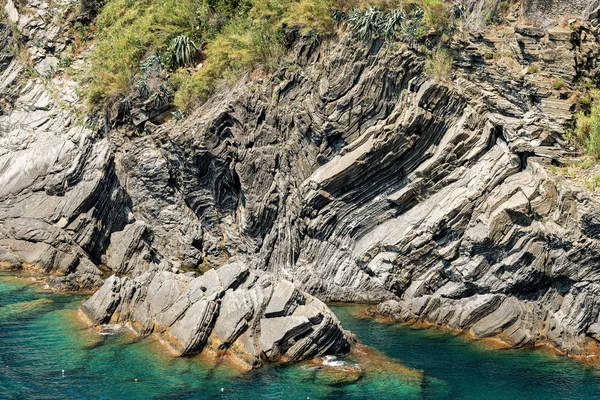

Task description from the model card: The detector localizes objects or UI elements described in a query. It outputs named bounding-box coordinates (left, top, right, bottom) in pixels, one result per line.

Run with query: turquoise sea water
left=1, top=274, right=600, bottom=400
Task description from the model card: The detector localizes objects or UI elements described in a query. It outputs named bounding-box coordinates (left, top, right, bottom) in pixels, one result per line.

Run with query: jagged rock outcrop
left=96, top=11, right=600, bottom=358
left=5, top=0, right=600, bottom=363
left=81, top=259, right=350, bottom=366
left=0, top=0, right=132, bottom=289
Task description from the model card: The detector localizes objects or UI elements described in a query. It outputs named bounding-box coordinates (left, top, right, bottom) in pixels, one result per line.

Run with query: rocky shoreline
left=4, top=0, right=600, bottom=368
left=80, top=260, right=351, bottom=368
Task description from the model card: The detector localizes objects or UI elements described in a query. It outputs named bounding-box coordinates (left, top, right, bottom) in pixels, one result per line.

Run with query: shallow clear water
left=1, top=274, right=600, bottom=400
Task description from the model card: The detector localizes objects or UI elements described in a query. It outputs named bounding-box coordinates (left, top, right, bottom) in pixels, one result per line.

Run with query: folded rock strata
left=81, top=260, right=350, bottom=366
left=0, top=2, right=132, bottom=290
left=4, top=0, right=600, bottom=363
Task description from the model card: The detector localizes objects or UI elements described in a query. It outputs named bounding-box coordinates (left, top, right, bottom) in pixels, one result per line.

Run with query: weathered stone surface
left=105, top=222, right=155, bottom=275
left=169, top=298, right=218, bottom=356
left=81, top=276, right=124, bottom=324
left=259, top=316, right=311, bottom=358
left=216, top=261, right=249, bottom=290
left=82, top=260, right=350, bottom=365
left=472, top=297, right=522, bottom=338
left=264, top=280, right=301, bottom=318
left=522, top=0, right=593, bottom=19
left=213, top=288, right=254, bottom=347
left=4, top=0, right=19, bottom=24
left=7, top=0, right=600, bottom=364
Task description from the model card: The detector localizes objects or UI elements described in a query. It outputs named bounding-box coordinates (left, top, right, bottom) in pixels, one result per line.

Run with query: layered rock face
left=522, top=0, right=594, bottom=19
left=81, top=260, right=350, bottom=366
left=0, top=4, right=131, bottom=289
left=107, top=15, right=600, bottom=357
left=5, top=0, right=600, bottom=363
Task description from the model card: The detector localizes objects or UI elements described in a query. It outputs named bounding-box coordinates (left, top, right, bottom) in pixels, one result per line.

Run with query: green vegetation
left=552, top=78, right=566, bottom=90
left=587, top=174, right=600, bottom=191
left=548, top=159, right=598, bottom=184
left=166, top=35, right=198, bottom=68
left=87, top=0, right=348, bottom=111
left=527, top=64, right=539, bottom=74
left=574, top=90, right=600, bottom=159
left=425, top=46, right=452, bottom=82
left=85, top=0, right=458, bottom=113
left=574, top=158, right=596, bottom=169
left=419, top=0, right=450, bottom=32
left=347, top=8, right=410, bottom=43
left=87, top=0, right=199, bottom=105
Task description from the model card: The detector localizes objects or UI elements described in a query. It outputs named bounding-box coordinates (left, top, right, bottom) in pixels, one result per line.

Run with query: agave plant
left=332, top=9, right=346, bottom=23
left=140, top=53, right=163, bottom=74
left=451, top=2, right=467, bottom=19
left=348, top=8, right=409, bottom=44
left=119, top=97, right=132, bottom=119
left=146, top=84, right=173, bottom=109
left=167, top=34, right=198, bottom=67
left=379, top=9, right=405, bottom=43
left=348, top=8, right=382, bottom=41
left=171, top=109, right=183, bottom=121
left=135, top=76, right=149, bottom=98
left=399, top=7, right=426, bottom=49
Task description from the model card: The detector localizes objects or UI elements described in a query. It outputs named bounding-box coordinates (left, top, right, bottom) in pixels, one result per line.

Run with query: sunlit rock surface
left=82, top=260, right=350, bottom=366
left=4, top=0, right=600, bottom=361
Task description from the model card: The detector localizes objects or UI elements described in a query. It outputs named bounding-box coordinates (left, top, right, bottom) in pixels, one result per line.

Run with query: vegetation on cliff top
left=86, top=0, right=460, bottom=113
left=88, top=0, right=332, bottom=111
left=84, top=0, right=523, bottom=120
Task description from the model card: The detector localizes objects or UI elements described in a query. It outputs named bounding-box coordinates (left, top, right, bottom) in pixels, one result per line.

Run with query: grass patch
left=527, top=64, right=539, bottom=74
left=574, top=158, right=596, bottom=169
left=587, top=174, right=600, bottom=192
left=172, top=16, right=287, bottom=109
left=425, top=46, right=452, bottom=82
left=552, top=78, right=566, bottom=90
left=574, top=89, right=600, bottom=159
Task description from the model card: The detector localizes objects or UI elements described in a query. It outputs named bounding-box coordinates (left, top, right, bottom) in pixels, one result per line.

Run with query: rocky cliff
left=4, top=0, right=600, bottom=364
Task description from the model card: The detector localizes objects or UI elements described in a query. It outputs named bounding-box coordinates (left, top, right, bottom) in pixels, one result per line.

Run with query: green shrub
left=57, top=55, right=73, bottom=68
left=575, top=90, right=600, bottom=159
left=284, top=0, right=335, bottom=34
left=421, top=0, right=449, bottom=32
left=527, top=64, right=539, bottom=74
left=579, top=96, right=593, bottom=108
left=425, top=46, right=452, bottom=82
left=398, top=7, right=425, bottom=47
left=552, top=78, right=566, bottom=90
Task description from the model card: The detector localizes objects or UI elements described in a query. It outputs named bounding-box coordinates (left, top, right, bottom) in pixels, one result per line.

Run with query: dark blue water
left=1, top=274, right=600, bottom=399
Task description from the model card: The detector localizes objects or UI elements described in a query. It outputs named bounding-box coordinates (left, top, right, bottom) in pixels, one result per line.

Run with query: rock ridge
left=81, top=259, right=350, bottom=367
